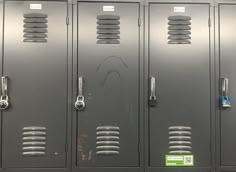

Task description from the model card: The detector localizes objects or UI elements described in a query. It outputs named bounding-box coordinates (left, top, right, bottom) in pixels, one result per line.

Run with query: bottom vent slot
left=168, top=126, right=192, bottom=154
left=22, top=126, right=47, bottom=157
left=96, top=126, right=120, bottom=156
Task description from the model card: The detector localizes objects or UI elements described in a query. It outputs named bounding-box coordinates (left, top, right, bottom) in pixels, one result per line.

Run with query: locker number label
left=103, top=6, right=115, bottom=11
left=174, top=7, right=185, bottom=13
left=30, top=4, right=42, bottom=10
left=165, top=155, right=194, bottom=166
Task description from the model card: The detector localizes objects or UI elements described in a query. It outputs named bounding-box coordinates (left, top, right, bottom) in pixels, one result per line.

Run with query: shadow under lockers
left=0, top=1, right=235, bottom=172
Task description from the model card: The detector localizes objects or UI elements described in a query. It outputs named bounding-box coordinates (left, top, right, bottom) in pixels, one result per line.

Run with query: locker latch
left=149, top=77, right=157, bottom=107
left=220, top=77, right=231, bottom=108
left=75, top=76, right=86, bottom=110
left=0, top=76, right=9, bottom=110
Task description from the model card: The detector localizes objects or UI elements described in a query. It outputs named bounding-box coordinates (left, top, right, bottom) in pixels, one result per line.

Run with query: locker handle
left=221, top=78, right=229, bottom=96
left=149, top=77, right=157, bottom=107
left=0, top=76, right=9, bottom=110
left=75, top=76, right=86, bottom=110
left=220, top=77, right=231, bottom=108
left=1, top=76, right=8, bottom=97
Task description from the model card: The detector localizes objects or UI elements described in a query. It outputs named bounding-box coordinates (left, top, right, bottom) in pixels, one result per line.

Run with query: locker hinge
left=66, top=16, right=69, bottom=25
left=208, top=18, right=211, bottom=27
left=65, top=143, right=68, bottom=152
left=138, top=142, right=141, bottom=153
left=138, top=18, right=142, bottom=26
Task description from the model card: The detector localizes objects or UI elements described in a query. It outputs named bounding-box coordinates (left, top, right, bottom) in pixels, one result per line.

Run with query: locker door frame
left=144, top=1, right=216, bottom=172
left=71, top=0, right=145, bottom=172
left=215, top=1, right=236, bottom=172
left=1, top=0, right=72, bottom=172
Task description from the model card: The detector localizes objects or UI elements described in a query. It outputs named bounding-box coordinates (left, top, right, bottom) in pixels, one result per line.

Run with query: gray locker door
left=2, top=1, right=68, bottom=168
left=219, top=4, right=236, bottom=166
left=77, top=2, right=140, bottom=167
left=149, top=3, right=211, bottom=167
left=0, top=0, right=3, bottom=168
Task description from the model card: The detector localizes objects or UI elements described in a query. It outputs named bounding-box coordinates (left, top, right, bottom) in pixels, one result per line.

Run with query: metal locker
left=218, top=4, right=236, bottom=167
left=0, top=0, right=3, bottom=168
left=2, top=1, right=68, bottom=168
left=148, top=2, right=212, bottom=169
left=74, top=1, right=141, bottom=170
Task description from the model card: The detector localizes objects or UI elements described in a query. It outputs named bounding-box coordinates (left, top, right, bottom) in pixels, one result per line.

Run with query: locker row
left=0, top=0, right=235, bottom=172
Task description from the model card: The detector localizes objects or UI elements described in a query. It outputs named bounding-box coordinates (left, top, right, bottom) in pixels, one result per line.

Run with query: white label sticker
left=30, top=4, right=42, bottom=10
left=174, top=7, right=185, bottom=13
left=103, top=6, right=115, bottom=11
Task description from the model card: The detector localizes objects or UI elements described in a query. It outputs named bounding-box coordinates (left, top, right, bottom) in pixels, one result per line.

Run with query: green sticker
left=165, top=155, right=194, bottom=166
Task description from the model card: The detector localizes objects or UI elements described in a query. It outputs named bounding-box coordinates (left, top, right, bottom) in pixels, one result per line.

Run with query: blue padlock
left=220, top=96, right=231, bottom=108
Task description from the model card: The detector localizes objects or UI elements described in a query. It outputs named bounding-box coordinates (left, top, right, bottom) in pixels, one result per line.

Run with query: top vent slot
left=24, top=18, right=48, bottom=23
left=97, top=15, right=120, bottom=44
left=168, top=15, right=191, bottom=44
left=23, top=13, right=48, bottom=43
left=168, top=16, right=191, bottom=21
left=97, top=15, right=120, bottom=20
left=24, top=13, right=48, bottom=18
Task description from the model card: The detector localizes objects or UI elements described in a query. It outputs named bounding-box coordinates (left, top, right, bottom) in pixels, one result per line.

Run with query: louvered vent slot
left=96, top=126, right=120, bottom=156
left=97, top=15, right=120, bottom=44
left=23, top=13, right=48, bottom=43
left=168, top=16, right=191, bottom=44
left=22, top=126, right=46, bottom=156
left=168, top=126, right=192, bottom=154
